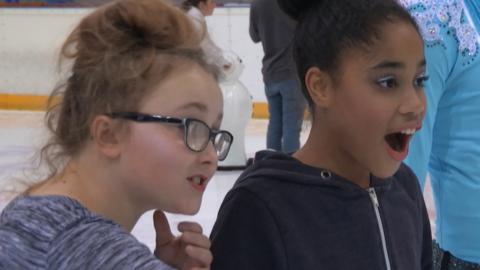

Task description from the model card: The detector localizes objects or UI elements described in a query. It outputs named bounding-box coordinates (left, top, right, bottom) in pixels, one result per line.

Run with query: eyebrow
left=178, top=102, right=224, bottom=128
left=178, top=102, right=208, bottom=112
left=370, top=59, right=426, bottom=70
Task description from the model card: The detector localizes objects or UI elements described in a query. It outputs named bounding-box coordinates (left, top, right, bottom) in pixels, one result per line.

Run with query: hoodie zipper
left=367, top=187, right=392, bottom=270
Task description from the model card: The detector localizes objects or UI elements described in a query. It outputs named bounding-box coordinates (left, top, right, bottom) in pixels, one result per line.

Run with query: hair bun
left=277, top=0, right=317, bottom=21
left=75, top=0, right=200, bottom=56
left=115, top=0, right=200, bottom=50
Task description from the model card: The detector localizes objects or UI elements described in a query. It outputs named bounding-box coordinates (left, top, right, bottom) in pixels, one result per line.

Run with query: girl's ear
left=90, top=115, right=123, bottom=159
left=305, top=67, right=334, bottom=108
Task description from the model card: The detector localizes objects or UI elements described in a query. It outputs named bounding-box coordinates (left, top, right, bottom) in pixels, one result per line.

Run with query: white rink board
left=0, top=7, right=266, bottom=101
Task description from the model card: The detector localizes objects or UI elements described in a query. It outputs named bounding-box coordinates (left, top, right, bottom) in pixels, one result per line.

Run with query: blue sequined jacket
left=401, top=0, right=480, bottom=263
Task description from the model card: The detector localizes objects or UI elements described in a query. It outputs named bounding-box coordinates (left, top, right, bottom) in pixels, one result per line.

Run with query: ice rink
left=0, top=110, right=435, bottom=251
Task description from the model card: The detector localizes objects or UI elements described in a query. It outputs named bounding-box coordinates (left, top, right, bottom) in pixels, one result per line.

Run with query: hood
left=236, top=150, right=393, bottom=192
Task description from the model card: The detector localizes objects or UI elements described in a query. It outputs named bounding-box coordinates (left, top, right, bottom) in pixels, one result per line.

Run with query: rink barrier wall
left=0, top=7, right=267, bottom=103
left=0, top=94, right=50, bottom=111
left=0, top=94, right=271, bottom=118
left=0, top=7, right=301, bottom=119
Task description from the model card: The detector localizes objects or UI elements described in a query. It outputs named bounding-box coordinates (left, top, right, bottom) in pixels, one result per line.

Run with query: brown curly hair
left=39, top=0, right=219, bottom=181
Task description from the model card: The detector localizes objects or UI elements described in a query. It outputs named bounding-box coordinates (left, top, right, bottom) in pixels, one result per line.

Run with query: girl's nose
left=399, top=87, right=426, bottom=119
left=199, top=140, right=218, bottom=165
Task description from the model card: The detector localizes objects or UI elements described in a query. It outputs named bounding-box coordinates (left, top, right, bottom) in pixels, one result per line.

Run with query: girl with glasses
left=0, top=0, right=232, bottom=269
left=210, top=0, right=433, bottom=269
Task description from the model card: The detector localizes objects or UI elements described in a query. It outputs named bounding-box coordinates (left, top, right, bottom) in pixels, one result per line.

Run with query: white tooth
left=193, top=177, right=201, bottom=185
left=400, top=129, right=415, bottom=135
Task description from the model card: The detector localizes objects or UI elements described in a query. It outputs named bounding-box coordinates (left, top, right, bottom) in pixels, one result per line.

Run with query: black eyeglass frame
left=107, top=112, right=233, bottom=161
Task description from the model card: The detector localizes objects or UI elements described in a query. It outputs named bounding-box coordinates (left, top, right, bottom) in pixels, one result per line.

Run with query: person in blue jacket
left=400, top=0, right=480, bottom=268
left=209, top=0, right=433, bottom=269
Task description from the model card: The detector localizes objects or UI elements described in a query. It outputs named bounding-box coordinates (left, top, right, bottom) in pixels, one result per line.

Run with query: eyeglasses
left=108, top=112, right=233, bottom=161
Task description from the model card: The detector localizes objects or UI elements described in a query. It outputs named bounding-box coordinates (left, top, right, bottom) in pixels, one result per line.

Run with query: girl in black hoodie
left=210, top=0, right=433, bottom=269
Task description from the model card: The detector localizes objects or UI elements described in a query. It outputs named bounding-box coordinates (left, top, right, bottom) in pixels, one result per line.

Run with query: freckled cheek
left=149, top=136, right=191, bottom=162
left=131, top=130, right=190, bottom=163
left=138, top=141, right=194, bottom=184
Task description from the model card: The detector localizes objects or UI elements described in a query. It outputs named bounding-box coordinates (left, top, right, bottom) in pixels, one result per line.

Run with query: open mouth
left=187, top=176, right=207, bottom=191
left=385, top=133, right=409, bottom=152
left=384, top=128, right=416, bottom=161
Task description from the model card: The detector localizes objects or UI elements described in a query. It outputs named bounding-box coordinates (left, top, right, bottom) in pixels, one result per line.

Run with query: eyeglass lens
left=186, top=120, right=232, bottom=160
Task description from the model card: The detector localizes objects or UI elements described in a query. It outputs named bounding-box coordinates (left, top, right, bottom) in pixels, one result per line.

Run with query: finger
left=185, top=245, right=213, bottom=267
left=177, top=221, right=203, bottom=234
left=180, top=232, right=211, bottom=249
left=153, top=210, right=174, bottom=246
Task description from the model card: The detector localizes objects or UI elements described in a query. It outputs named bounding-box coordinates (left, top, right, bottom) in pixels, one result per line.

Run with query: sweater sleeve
left=249, top=3, right=261, bottom=43
left=210, top=188, right=288, bottom=270
left=48, top=219, right=175, bottom=270
left=200, top=33, right=230, bottom=68
left=187, top=8, right=229, bottom=69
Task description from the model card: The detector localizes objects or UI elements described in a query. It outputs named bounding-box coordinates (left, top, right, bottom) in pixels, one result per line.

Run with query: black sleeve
left=249, top=3, right=261, bottom=43
left=210, top=188, right=288, bottom=270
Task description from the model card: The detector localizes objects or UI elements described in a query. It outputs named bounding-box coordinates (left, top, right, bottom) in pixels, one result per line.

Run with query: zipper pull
left=368, top=187, right=379, bottom=208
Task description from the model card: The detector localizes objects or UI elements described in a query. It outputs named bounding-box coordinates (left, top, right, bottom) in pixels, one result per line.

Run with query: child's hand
left=153, top=210, right=212, bottom=270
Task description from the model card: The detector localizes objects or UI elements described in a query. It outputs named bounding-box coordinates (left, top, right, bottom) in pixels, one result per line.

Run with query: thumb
left=153, top=210, right=174, bottom=246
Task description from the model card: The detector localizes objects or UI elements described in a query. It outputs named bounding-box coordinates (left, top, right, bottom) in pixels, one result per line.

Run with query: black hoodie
left=210, top=150, right=432, bottom=270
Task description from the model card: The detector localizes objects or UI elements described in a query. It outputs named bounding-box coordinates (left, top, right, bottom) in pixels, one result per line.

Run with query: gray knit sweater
left=0, top=195, right=175, bottom=269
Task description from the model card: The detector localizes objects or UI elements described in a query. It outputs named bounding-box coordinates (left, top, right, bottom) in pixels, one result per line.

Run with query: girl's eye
left=414, top=75, right=429, bottom=88
left=376, top=76, right=398, bottom=89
